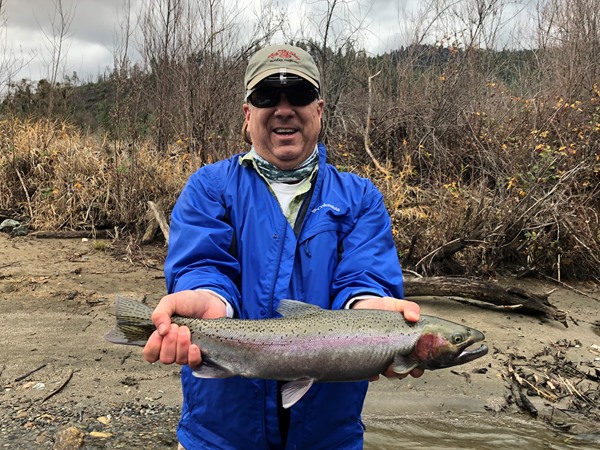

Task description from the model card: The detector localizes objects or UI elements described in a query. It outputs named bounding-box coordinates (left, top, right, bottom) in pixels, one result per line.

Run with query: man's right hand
left=142, top=290, right=227, bottom=368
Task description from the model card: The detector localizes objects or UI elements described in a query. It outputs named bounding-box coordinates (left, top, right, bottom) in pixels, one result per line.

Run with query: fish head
left=413, top=320, right=488, bottom=370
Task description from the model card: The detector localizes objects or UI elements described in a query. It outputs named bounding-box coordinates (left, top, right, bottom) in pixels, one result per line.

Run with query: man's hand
left=142, top=290, right=227, bottom=368
left=352, top=296, right=425, bottom=380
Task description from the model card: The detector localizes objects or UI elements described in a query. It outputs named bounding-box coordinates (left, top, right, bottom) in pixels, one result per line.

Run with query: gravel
left=0, top=396, right=180, bottom=449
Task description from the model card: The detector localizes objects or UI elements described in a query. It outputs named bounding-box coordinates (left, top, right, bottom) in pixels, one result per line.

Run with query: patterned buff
left=250, top=147, right=319, bottom=183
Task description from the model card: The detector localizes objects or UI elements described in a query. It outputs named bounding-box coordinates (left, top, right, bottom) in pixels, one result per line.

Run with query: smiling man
left=143, top=44, right=422, bottom=450
left=242, top=46, right=324, bottom=169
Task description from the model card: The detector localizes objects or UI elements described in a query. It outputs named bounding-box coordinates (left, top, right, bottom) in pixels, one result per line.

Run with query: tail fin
left=104, top=296, right=155, bottom=347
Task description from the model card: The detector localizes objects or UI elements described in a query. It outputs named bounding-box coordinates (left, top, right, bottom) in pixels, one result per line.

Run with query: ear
left=242, top=121, right=252, bottom=144
left=243, top=102, right=251, bottom=120
left=316, top=99, right=325, bottom=117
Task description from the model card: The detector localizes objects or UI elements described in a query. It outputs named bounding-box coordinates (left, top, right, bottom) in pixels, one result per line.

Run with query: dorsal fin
left=276, top=299, right=322, bottom=317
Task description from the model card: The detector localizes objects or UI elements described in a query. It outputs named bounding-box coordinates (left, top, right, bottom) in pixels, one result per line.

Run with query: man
left=143, top=44, right=422, bottom=450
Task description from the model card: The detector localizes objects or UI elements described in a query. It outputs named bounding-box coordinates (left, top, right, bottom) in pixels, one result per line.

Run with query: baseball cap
left=244, top=44, right=320, bottom=90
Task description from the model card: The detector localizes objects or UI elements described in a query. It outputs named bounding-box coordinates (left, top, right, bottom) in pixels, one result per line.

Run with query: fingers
left=151, top=295, right=179, bottom=336
left=142, top=330, right=163, bottom=363
left=378, top=367, right=425, bottom=381
left=151, top=290, right=227, bottom=336
left=160, top=324, right=180, bottom=364
left=175, top=326, right=202, bottom=368
left=142, top=324, right=201, bottom=367
left=143, top=290, right=223, bottom=369
left=398, top=300, right=420, bottom=323
left=409, top=368, right=425, bottom=378
left=351, top=297, right=421, bottom=322
left=176, top=325, right=191, bottom=365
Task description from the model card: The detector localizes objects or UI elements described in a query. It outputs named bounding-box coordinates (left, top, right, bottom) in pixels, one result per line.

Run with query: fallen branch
left=41, top=369, right=74, bottom=403
left=32, top=230, right=111, bottom=239
left=404, top=276, right=566, bottom=324
left=14, top=363, right=47, bottom=382
left=0, top=209, right=29, bottom=222
left=541, top=275, right=600, bottom=303
left=147, top=201, right=170, bottom=244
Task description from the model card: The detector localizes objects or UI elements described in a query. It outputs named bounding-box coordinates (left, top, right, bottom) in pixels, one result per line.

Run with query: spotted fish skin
left=105, top=296, right=488, bottom=407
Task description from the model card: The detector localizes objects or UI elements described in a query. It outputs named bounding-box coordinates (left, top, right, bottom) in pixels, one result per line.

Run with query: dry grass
left=0, top=118, right=194, bottom=234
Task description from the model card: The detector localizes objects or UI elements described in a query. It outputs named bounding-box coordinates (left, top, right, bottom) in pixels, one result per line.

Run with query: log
left=0, top=209, right=29, bottom=223
left=404, top=276, right=566, bottom=325
left=32, top=230, right=111, bottom=239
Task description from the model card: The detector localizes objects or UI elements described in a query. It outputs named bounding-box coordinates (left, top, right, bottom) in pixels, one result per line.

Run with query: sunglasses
left=247, top=85, right=319, bottom=108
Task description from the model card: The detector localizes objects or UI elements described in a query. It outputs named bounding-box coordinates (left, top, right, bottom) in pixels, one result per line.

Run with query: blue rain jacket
left=165, top=143, right=404, bottom=450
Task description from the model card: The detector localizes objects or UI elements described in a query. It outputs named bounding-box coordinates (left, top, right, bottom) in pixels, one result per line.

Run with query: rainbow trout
left=105, top=297, right=488, bottom=408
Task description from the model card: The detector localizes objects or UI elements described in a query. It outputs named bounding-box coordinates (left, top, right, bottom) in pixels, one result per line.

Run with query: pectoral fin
left=392, top=354, right=419, bottom=375
left=281, top=378, right=314, bottom=409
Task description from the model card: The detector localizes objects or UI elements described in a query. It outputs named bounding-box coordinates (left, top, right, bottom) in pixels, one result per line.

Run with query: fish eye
left=451, top=333, right=465, bottom=344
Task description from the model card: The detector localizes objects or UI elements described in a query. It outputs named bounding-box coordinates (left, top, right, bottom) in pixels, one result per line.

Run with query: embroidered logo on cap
left=267, top=49, right=301, bottom=62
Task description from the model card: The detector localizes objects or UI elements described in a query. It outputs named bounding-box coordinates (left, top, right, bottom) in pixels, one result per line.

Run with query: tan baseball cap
left=244, top=44, right=320, bottom=90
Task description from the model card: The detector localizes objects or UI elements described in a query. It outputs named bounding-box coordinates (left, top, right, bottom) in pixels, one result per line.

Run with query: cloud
left=4, top=0, right=131, bottom=81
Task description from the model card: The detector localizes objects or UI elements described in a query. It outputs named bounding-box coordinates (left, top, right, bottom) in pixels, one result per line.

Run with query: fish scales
left=193, top=312, right=420, bottom=381
left=106, top=296, right=488, bottom=408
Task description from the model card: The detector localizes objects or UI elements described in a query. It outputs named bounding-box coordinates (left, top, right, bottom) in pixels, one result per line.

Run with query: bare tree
left=536, top=0, right=600, bottom=95
left=135, top=0, right=286, bottom=158
left=0, top=0, right=26, bottom=95
left=38, top=0, right=75, bottom=116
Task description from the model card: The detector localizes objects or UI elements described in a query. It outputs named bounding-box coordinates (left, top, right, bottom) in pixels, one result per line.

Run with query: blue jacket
left=165, top=143, right=404, bottom=449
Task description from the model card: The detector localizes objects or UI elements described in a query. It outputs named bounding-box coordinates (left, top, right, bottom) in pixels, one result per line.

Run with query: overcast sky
left=3, top=0, right=137, bottom=82
left=2, top=0, right=532, bottom=84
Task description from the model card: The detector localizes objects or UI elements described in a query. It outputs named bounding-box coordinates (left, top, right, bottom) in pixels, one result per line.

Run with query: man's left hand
left=352, top=297, right=425, bottom=380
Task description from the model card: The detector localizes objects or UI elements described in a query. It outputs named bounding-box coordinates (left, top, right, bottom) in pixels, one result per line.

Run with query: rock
left=484, top=396, right=508, bottom=412
left=36, top=431, right=53, bottom=444
left=10, top=225, right=29, bottom=237
left=96, top=415, right=111, bottom=425
left=0, top=219, right=20, bottom=232
left=53, top=426, right=84, bottom=450
left=89, top=431, right=113, bottom=438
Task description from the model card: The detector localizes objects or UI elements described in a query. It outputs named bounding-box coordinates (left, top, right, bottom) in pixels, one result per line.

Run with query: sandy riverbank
left=1, top=235, right=598, bottom=448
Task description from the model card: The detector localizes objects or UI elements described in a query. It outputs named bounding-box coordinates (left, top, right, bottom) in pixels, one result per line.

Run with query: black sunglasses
left=247, top=85, right=319, bottom=108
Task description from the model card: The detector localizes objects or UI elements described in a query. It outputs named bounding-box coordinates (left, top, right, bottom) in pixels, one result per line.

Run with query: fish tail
left=104, top=296, right=156, bottom=347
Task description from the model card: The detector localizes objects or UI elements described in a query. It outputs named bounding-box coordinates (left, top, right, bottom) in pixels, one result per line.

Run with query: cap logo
left=268, top=49, right=301, bottom=63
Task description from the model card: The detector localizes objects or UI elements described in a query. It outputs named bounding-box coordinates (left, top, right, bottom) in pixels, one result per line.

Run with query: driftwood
left=404, top=276, right=566, bottom=325
left=503, top=344, right=600, bottom=423
left=32, top=230, right=112, bottom=239
left=0, top=209, right=29, bottom=223
left=146, top=201, right=170, bottom=244
left=141, top=209, right=160, bottom=244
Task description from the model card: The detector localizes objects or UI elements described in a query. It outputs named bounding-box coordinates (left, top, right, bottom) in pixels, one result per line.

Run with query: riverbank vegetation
left=1, top=0, right=598, bottom=280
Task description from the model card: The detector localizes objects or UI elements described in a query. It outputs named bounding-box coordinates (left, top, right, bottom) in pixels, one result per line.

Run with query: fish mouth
left=456, top=343, right=489, bottom=364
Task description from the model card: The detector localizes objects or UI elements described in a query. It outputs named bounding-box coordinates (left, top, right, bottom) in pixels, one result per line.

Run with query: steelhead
left=105, top=296, right=488, bottom=408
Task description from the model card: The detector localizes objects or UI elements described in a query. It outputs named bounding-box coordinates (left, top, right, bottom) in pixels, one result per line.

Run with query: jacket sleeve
left=164, top=165, right=241, bottom=315
left=330, top=180, right=404, bottom=310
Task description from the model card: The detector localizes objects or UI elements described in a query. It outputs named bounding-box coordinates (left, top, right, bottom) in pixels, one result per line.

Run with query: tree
left=38, top=0, right=75, bottom=116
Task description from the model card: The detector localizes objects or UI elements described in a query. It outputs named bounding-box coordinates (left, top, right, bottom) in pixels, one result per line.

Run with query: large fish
left=105, top=296, right=488, bottom=408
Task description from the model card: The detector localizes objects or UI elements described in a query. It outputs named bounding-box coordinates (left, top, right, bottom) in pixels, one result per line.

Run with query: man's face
left=243, top=82, right=324, bottom=170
